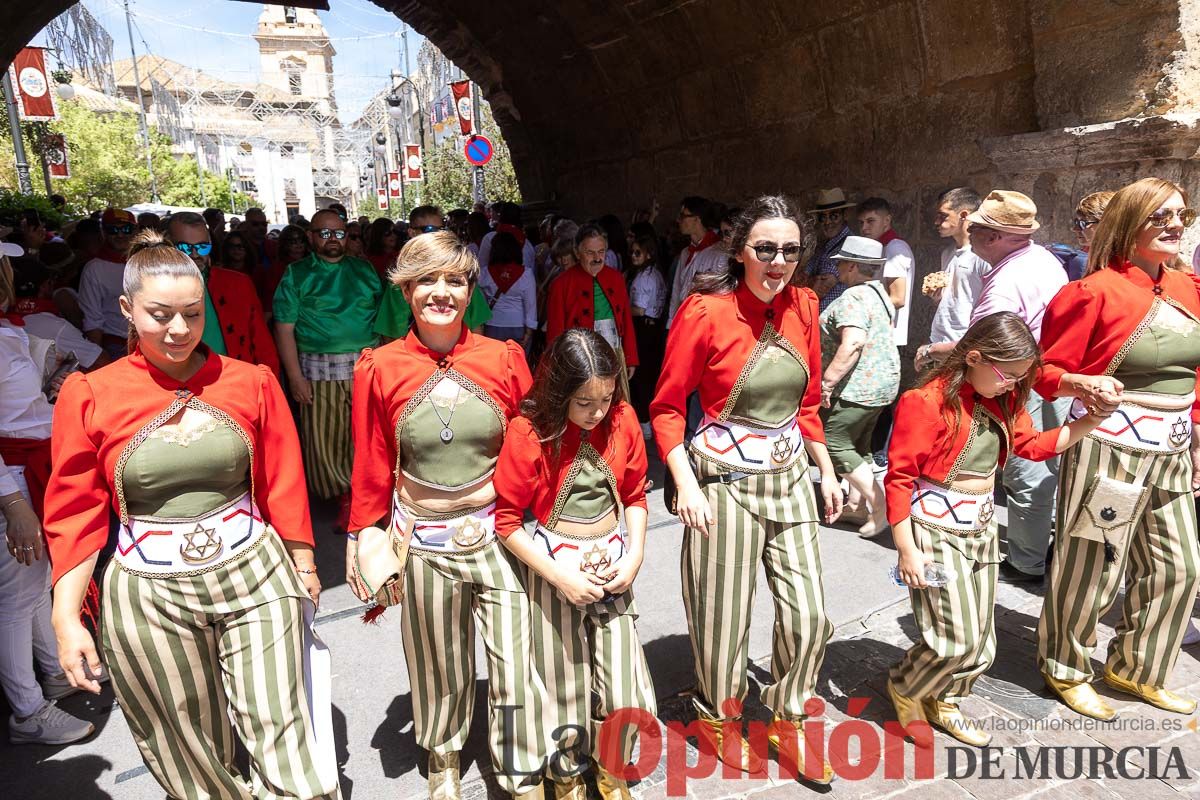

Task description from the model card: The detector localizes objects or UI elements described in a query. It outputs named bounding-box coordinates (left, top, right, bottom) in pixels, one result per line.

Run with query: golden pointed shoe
left=428, top=751, right=461, bottom=800
left=886, top=678, right=933, bottom=747
left=1103, top=668, right=1197, bottom=714
left=591, top=759, right=632, bottom=800
left=766, top=717, right=836, bottom=785
left=550, top=774, right=587, bottom=800
left=1043, top=674, right=1116, bottom=721
left=921, top=699, right=992, bottom=747
left=697, top=714, right=766, bottom=775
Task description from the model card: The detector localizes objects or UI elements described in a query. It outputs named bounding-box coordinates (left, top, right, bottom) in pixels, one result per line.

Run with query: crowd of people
left=0, top=175, right=1199, bottom=800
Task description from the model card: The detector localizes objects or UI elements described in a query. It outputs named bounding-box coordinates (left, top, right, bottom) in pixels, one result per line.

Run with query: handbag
left=353, top=519, right=412, bottom=608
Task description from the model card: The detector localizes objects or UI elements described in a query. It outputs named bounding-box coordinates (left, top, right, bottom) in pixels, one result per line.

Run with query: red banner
left=450, top=80, right=473, bottom=136
left=404, top=144, right=423, bottom=181
left=8, top=47, right=57, bottom=121
left=387, top=171, right=401, bottom=198
left=376, top=188, right=389, bottom=210
left=43, top=133, right=69, bottom=178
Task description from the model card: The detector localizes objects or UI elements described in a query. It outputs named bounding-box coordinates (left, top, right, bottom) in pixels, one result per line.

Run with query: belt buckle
left=451, top=515, right=487, bottom=548
left=1169, top=416, right=1190, bottom=448
left=770, top=435, right=794, bottom=465
left=578, top=542, right=613, bottom=577
left=179, top=522, right=224, bottom=565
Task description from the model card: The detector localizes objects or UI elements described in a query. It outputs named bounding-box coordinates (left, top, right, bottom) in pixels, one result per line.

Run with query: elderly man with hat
left=926, top=190, right=1069, bottom=585
left=819, top=236, right=900, bottom=537
left=806, top=188, right=856, bottom=311
left=79, top=208, right=137, bottom=361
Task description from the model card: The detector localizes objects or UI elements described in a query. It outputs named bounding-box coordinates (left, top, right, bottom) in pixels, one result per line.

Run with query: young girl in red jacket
left=884, top=311, right=1103, bottom=747
left=494, top=328, right=655, bottom=800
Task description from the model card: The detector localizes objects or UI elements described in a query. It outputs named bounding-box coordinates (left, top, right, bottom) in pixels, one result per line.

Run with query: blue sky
left=31, top=0, right=423, bottom=125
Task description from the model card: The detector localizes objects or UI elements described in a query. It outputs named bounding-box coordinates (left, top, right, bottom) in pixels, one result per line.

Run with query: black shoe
left=998, top=558, right=1044, bottom=585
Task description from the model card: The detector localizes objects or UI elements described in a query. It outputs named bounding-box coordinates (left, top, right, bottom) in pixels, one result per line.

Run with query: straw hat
left=809, top=188, right=855, bottom=213
left=966, top=190, right=1041, bottom=234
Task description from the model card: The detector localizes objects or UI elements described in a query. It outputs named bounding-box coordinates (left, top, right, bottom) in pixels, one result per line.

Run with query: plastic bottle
left=890, top=563, right=954, bottom=588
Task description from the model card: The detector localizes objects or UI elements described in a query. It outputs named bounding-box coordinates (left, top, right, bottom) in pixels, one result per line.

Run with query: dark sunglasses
left=347, top=234, right=361, bottom=240
left=1147, top=208, right=1197, bottom=228
left=813, top=211, right=843, bottom=222
left=174, top=242, right=213, bottom=257
left=314, top=228, right=347, bottom=240
left=104, top=224, right=134, bottom=236
left=1071, top=218, right=1098, bottom=232
left=414, top=224, right=442, bottom=234
left=749, top=243, right=804, bottom=263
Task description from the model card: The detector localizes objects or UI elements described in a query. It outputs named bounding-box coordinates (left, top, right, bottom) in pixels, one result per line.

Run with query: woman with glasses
left=345, top=221, right=365, bottom=258
left=364, top=218, right=401, bottom=279
left=219, top=231, right=256, bottom=274
left=1072, top=192, right=1114, bottom=255
left=625, top=230, right=667, bottom=430
left=1036, top=177, right=1200, bottom=722
left=651, top=195, right=842, bottom=782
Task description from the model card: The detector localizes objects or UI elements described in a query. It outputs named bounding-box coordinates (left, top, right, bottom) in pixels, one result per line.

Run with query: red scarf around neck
left=487, top=262, right=526, bottom=295
left=687, top=230, right=720, bottom=259
left=494, top=224, right=526, bottom=247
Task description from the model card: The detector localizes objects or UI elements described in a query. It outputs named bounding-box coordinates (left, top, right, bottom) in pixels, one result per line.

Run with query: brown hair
left=1075, top=190, right=1114, bottom=224
left=693, top=194, right=810, bottom=296
left=1086, top=178, right=1189, bottom=275
left=123, top=229, right=203, bottom=351
left=0, top=255, right=14, bottom=311
left=922, top=311, right=1042, bottom=444
left=389, top=230, right=478, bottom=288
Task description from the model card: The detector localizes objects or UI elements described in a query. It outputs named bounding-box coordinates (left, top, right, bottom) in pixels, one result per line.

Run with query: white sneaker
left=1183, top=620, right=1200, bottom=646
left=9, top=701, right=95, bottom=745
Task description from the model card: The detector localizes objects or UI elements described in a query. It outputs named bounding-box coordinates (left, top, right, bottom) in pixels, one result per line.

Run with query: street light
left=385, top=71, right=426, bottom=154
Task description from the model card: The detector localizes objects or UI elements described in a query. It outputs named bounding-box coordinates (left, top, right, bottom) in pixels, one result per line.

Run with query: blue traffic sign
left=464, top=135, right=493, bottom=166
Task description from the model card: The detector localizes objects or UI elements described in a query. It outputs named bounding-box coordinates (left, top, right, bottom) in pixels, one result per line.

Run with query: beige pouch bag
left=354, top=518, right=413, bottom=608
left=1066, top=475, right=1148, bottom=554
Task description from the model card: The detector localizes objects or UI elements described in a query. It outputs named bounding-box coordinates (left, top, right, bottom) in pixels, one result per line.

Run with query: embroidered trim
left=1105, top=301, right=1159, bottom=378
left=945, top=402, right=986, bottom=484
left=717, top=322, right=809, bottom=426
left=114, top=523, right=270, bottom=579
left=538, top=521, right=620, bottom=543
left=547, top=441, right=622, bottom=530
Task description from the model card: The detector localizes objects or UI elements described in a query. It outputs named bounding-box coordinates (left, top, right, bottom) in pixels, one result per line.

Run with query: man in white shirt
left=667, top=196, right=726, bottom=327
left=79, top=207, right=136, bottom=361
left=857, top=198, right=913, bottom=347
left=477, top=201, right=535, bottom=272
left=919, top=188, right=990, bottom=363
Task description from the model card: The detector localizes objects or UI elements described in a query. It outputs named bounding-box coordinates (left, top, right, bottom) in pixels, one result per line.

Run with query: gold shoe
left=591, top=759, right=631, bottom=800
left=697, top=713, right=766, bottom=775
left=550, top=774, right=587, bottom=800
left=428, top=751, right=461, bottom=800
left=886, top=678, right=933, bottom=747
left=766, top=717, right=835, bottom=785
left=921, top=699, right=992, bottom=747
left=1103, top=668, right=1197, bottom=714
left=1043, top=674, right=1116, bottom=721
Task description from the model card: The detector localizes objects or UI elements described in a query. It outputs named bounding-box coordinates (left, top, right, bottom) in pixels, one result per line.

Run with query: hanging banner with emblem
left=44, top=133, right=70, bottom=178
left=8, top=47, right=58, bottom=121
left=387, top=171, right=401, bottom=198
left=450, top=80, right=473, bottom=136
left=405, top=144, right=423, bottom=181
left=377, top=188, right=389, bottom=210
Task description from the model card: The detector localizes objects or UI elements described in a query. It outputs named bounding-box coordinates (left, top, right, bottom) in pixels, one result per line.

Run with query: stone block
left=815, top=2, right=924, bottom=106
left=738, top=36, right=828, bottom=122
left=917, top=0, right=1032, bottom=86
left=684, top=0, right=787, bottom=63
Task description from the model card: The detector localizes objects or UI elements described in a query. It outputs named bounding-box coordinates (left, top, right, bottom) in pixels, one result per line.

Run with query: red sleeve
left=349, top=350, right=396, bottom=532
left=616, top=403, right=648, bottom=511
left=1008, top=400, right=1064, bottom=462
left=1035, top=281, right=1101, bottom=400
left=505, top=340, right=533, bottom=418
left=493, top=416, right=540, bottom=538
left=43, top=373, right=110, bottom=585
left=545, top=274, right=567, bottom=344
left=247, top=288, right=280, bottom=378
left=797, top=289, right=826, bottom=444
left=615, top=279, right=639, bottom=367
left=254, top=366, right=313, bottom=544
left=884, top=389, right=937, bottom=526
left=650, top=295, right=709, bottom=459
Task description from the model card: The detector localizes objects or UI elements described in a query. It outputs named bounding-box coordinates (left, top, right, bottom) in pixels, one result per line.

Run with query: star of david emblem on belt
left=771, top=436, right=794, bottom=465
left=1169, top=417, right=1190, bottom=446
left=180, top=523, right=223, bottom=564
left=452, top=516, right=487, bottom=548
left=579, top=543, right=612, bottom=577
left=978, top=495, right=995, bottom=526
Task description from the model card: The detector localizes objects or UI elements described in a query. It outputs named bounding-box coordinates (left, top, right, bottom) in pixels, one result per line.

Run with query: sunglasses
left=314, top=228, right=347, bottom=240
left=1146, top=208, right=1197, bottom=228
left=413, top=224, right=442, bottom=234
left=813, top=211, right=844, bottom=222
left=174, top=242, right=213, bottom=257
left=749, top=243, right=804, bottom=263
left=104, top=224, right=134, bottom=236
left=1071, top=218, right=1099, bottom=232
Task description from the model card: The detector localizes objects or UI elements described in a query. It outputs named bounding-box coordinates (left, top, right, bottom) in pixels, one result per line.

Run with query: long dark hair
left=521, top=328, right=625, bottom=458
left=692, top=194, right=802, bottom=295
left=625, top=229, right=662, bottom=285
left=923, top=311, right=1042, bottom=443
left=365, top=218, right=399, bottom=256
left=220, top=231, right=255, bottom=271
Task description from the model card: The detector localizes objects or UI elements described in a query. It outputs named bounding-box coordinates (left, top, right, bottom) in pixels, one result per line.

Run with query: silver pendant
left=440, top=427, right=454, bottom=443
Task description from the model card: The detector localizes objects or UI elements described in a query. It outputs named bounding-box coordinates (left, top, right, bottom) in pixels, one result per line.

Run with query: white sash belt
left=1071, top=392, right=1194, bottom=454
left=393, top=492, right=497, bottom=554
left=532, top=522, right=626, bottom=577
left=910, top=479, right=995, bottom=534
left=691, top=415, right=802, bottom=472
left=115, top=492, right=266, bottom=576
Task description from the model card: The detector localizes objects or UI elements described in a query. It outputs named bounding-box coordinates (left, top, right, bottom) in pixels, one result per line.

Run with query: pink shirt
left=969, top=242, right=1066, bottom=340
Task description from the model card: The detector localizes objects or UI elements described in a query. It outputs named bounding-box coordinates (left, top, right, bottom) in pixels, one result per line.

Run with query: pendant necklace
left=429, top=383, right=463, bottom=443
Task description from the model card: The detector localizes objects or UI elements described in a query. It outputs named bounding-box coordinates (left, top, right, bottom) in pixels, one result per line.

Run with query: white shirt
left=0, top=323, right=55, bottom=497
left=882, top=236, right=915, bottom=347
left=18, top=312, right=104, bottom=367
left=605, top=249, right=621, bottom=271
left=79, top=255, right=127, bottom=337
left=970, top=242, right=1066, bottom=341
left=478, top=264, right=538, bottom=330
left=928, top=244, right=989, bottom=344
left=668, top=241, right=728, bottom=327
left=630, top=267, right=668, bottom=320
left=477, top=231, right=536, bottom=273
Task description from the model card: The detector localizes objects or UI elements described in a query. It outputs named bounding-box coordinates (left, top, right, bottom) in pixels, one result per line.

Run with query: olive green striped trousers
left=1038, top=437, right=1200, bottom=687
left=298, top=378, right=353, bottom=499
left=889, top=520, right=999, bottom=704
left=100, top=534, right=339, bottom=800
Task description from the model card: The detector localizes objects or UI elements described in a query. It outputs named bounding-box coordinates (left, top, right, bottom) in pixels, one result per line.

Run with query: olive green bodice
left=728, top=341, right=807, bottom=427
left=398, top=377, right=504, bottom=490
left=1115, top=301, right=1200, bottom=395
left=559, top=456, right=617, bottom=524
left=123, top=418, right=250, bottom=518
left=958, top=416, right=1002, bottom=479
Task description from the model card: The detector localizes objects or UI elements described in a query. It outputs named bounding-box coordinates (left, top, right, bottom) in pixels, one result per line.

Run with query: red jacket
left=42, top=348, right=312, bottom=584
left=545, top=264, right=639, bottom=367
left=885, top=377, right=1061, bottom=526
left=1036, top=260, right=1200, bottom=422
left=650, top=282, right=826, bottom=458
left=493, top=402, right=648, bottom=538
left=208, top=266, right=280, bottom=377
left=349, top=328, right=532, bottom=532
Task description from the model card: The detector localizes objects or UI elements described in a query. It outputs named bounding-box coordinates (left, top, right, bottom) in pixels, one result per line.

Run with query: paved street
left=3, top=465, right=1200, bottom=799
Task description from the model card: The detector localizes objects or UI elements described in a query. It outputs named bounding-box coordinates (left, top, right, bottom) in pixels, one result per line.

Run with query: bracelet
left=3, top=497, right=26, bottom=510
left=346, top=532, right=359, bottom=541
left=295, top=567, right=318, bottom=575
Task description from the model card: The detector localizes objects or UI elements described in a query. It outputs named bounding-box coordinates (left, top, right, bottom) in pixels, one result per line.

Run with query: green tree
left=416, top=102, right=521, bottom=212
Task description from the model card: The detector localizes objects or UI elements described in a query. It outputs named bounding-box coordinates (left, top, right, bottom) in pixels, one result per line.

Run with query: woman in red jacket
left=494, top=329, right=654, bottom=800
left=1037, top=177, right=1200, bottom=721
left=650, top=195, right=842, bottom=782
left=885, top=312, right=1100, bottom=747
left=347, top=231, right=543, bottom=799
left=43, top=232, right=338, bottom=799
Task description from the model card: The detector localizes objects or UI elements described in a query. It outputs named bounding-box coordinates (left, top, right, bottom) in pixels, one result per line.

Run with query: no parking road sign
left=464, top=135, right=493, bottom=167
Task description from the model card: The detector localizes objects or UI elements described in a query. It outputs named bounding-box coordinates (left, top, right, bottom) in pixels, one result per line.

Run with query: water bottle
left=890, top=563, right=954, bottom=588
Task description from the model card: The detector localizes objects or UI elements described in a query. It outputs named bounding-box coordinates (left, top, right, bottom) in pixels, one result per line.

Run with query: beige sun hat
left=966, top=190, right=1041, bottom=234
left=809, top=188, right=856, bottom=214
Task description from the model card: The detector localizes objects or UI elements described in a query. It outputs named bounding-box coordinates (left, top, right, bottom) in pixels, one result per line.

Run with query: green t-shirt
left=200, top=287, right=227, bottom=356
left=374, top=285, right=493, bottom=339
left=593, top=278, right=615, bottom=321
left=272, top=253, right=383, bottom=354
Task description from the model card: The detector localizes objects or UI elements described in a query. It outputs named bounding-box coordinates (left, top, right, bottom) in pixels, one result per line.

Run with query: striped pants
left=889, top=520, right=999, bottom=703
left=299, top=379, right=353, bottom=499
left=401, top=542, right=545, bottom=795
left=527, top=574, right=656, bottom=772
left=1039, top=436, right=1200, bottom=686
left=683, top=459, right=833, bottom=720
left=100, top=534, right=339, bottom=800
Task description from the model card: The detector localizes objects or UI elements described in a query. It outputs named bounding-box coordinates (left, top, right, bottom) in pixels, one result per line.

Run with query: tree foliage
left=404, top=102, right=522, bottom=214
